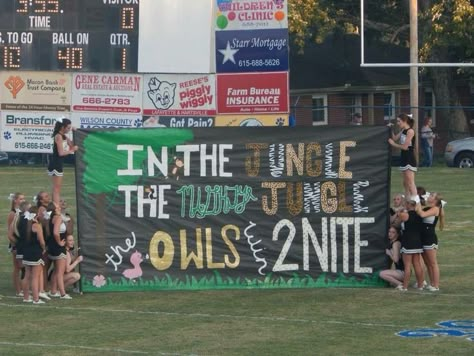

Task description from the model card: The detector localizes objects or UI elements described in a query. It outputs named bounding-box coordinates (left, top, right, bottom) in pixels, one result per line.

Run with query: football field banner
left=74, top=126, right=391, bottom=292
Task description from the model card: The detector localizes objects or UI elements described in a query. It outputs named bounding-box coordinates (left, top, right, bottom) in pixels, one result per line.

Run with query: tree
left=288, top=0, right=474, bottom=137
left=76, top=128, right=193, bottom=277
left=420, top=0, right=474, bottom=137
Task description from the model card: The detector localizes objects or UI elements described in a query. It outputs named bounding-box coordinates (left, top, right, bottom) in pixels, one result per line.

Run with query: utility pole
left=409, top=0, right=419, bottom=162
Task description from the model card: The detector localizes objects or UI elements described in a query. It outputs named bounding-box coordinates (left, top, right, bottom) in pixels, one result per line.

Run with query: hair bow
left=407, top=114, right=413, bottom=118
left=43, top=211, right=52, bottom=220
left=57, top=116, right=65, bottom=123
left=32, top=195, right=38, bottom=204
left=8, top=193, right=15, bottom=201
left=24, top=212, right=36, bottom=221
left=441, top=200, right=447, bottom=208
left=61, top=213, right=71, bottom=223
left=421, top=192, right=430, bottom=201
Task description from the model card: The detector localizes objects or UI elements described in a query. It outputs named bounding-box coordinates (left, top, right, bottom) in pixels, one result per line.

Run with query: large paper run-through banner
left=74, top=127, right=391, bottom=292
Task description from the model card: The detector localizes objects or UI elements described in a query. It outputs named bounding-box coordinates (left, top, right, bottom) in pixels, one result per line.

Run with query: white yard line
left=0, top=341, right=193, bottom=356
left=1, top=297, right=472, bottom=329
left=0, top=300, right=401, bottom=328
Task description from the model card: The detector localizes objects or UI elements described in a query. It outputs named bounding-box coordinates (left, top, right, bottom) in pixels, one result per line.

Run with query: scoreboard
left=0, top=0, right=139, bottom=72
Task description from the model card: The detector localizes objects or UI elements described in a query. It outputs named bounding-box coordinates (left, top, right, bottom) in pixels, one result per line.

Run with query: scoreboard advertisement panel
left=0, top=0, right=139, bottom=72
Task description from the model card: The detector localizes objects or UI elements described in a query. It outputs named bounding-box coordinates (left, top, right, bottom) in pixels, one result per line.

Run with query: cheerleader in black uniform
left=388, top=113, right=418, bottom=200
left=9, top=201, right=31, bottom=296
left=35, top=191, right=52, bottom=296
left=390, top=193, right=405, bottom=228
left=6, top=192, right=25, bottom=296
left=60, top=199, right=74, bottom=236
left=47, top=202, right=72, bottom=299
left=64, top=235, right=83, bottom=290
left=35, top=191, right=51, bottom=219
left=47, top=118, right=78, bottom=205
left=379, top=226, right=405, bottom=288
left=20, top=207, right=46, bottom=304
left=416, top=192, right=445, bottom=291
left=398, top=200, right=424, bottom=291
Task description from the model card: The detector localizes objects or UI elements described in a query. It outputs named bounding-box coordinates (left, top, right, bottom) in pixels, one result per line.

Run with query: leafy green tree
left=289, top=0, right=473, bottom=137
left=420, top=0, right=474, bottom=136
left=77, top=128, right=193, bottom=276
left=81, top=128, right=193, bottom=197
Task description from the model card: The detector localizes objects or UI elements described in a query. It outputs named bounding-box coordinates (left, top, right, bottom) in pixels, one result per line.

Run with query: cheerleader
left=35, top=191, right=51, bottom=218
left=47, top=117, right=78, bottom=204
left=47, top=202, right=72, bottom=299
left=398, top=199, right=425, bottom=291
left=20, top=207, right=46, bottom=304
left=390, top=193, right=405, bottom=228
left=6, top=192, right=25, bottom=296
left=379, top=226, right=405, bottom=288
left=35, top=191, right=52, bottom=297
left=9, top=201, right=31, bottom=296
left=388, top=113, right=417, bottom=200
left=60, top=199, right=74, bottom=236
left=416, top=192, right=445, bottom=291
left=64, top=235, right=83, bottom=289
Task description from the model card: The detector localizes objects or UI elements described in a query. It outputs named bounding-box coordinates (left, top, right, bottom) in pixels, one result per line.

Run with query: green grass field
left=0, top=165, right=473, bottom=355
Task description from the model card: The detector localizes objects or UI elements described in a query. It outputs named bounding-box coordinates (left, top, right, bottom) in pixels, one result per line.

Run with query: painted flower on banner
left=92, top=274, right=107, bottom=288
left=3, top=131, right=12, bottom=140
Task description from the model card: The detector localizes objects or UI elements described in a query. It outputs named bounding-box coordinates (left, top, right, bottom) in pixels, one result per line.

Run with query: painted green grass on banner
left=82, top=271, right=384, bottom=292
